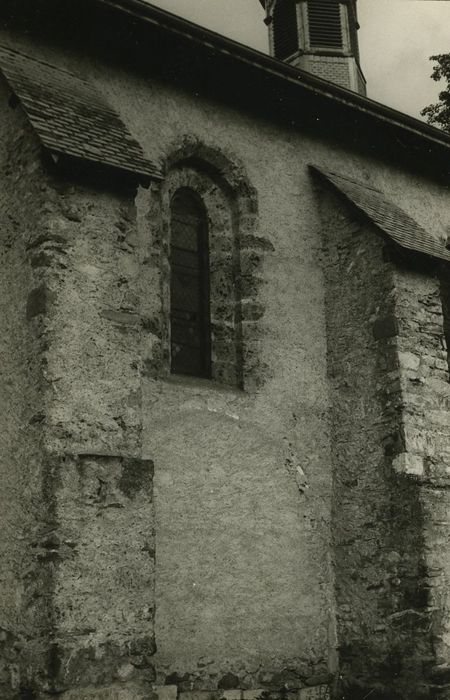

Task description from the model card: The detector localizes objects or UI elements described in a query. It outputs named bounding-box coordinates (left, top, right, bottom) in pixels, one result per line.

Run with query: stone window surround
left=164, top=168, right=239, bottom=385
left=144, top=140, right=269, bottom=392
left=169, top=187, right=212, bottom=378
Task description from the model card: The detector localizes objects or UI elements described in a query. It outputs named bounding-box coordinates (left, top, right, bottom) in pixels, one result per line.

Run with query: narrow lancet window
left=170, top=189, right=211, bottom=378
left=273, top=0, right=299, bottom=60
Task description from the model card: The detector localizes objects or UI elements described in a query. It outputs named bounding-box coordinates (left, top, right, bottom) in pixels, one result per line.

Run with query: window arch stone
left=141, top=139, right=272, bottom=391
left=164, top=165, right=241, bottom=386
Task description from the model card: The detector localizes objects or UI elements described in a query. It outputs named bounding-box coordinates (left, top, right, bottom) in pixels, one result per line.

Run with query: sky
left=148, top=0, right=450, bottom=122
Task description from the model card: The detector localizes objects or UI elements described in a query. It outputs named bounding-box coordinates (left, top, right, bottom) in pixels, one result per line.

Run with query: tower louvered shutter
left=348, top=2, right=360, bottom=60
left=307, top=0, right=343, bottom=49
left=273, top=0, right=299, bottom=60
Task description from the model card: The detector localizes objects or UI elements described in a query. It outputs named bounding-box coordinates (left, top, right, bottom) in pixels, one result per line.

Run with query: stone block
left=56, top=685, right=149, bottom=700
left=372, top=315, right=399, bottom=340
left=393, top=452, right=424, bottom=476
left=242, top=690, right=264, bottom=700
left=100, top=309, right=140, bottom=326
left=220, top=691, right=242, bottom=700
left=178, top=690, right=223, bottom=700
left=180, top=692, right=220, bottom=700
left=155, top=686, right=178, bottom=700
left=428, top=378, right=450, bottom=398
left=218, top=674, right=240, bottom=691
left=298, top=686, right=330, bottom=700
left=26, top=284, right=57, bottom=320
left=398, top=351, right=420, bottom=371
left=430, top=664, right=450, bottom=684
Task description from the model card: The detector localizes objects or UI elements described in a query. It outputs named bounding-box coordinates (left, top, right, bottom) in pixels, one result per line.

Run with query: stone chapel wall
left=139, top=141, right=335, bottom=695
left=318, top=187, right=439, bottom=698
left=3, top=13, right=450, bottom=699
left=0, top=64, right=156, bottom=700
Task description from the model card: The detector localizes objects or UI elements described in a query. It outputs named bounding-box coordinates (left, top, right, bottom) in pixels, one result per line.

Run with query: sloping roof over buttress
left=0, top=44, right=161, bottom=181
left=311, top=165, right=450, bottom=263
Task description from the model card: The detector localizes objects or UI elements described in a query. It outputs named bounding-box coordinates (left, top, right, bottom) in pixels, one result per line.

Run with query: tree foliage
left=421, top=54, right=450, bottom=132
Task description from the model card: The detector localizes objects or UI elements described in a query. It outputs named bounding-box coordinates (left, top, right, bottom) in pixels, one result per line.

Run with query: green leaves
left=421, top=54, right=450, bottom=132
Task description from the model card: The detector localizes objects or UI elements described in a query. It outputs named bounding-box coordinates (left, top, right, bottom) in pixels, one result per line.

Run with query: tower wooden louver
left=261, top=0, right=366, bottom=95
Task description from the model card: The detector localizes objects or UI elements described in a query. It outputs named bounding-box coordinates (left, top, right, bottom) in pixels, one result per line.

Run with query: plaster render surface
left=145, top=383, right=331, bottom=685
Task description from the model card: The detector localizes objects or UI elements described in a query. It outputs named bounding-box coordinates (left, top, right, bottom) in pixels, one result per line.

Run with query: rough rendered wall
left=0, top=78, right=55, bottom=698
left=320, top=190, right=394, bottom=696
left=31, top=176, right=156, bottom=700
left=140, top=148, right=334, bottom=696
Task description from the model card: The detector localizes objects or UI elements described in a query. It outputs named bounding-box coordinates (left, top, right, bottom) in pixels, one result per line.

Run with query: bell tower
left=260, top=0, right=366, bottom=95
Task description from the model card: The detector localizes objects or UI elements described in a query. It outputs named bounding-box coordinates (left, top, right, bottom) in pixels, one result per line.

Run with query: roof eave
left=94, top=0, right=450, bottom=162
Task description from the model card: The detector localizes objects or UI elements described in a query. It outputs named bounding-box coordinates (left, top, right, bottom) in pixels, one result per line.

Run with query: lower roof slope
left=312, top=165, right=450, bottom=263
left=0, top=44, right=161, bottom=181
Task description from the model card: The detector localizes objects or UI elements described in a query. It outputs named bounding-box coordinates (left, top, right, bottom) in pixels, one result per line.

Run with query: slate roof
left=0, top=44, right=161, bottom=181
left=310, top=165, right=450, bottom=263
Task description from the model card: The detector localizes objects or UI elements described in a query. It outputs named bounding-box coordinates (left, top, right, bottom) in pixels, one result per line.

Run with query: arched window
left=273, top=0, right=299, bottom=60
left=307, top=0, right=343, bottom=49
left=170, top=189, right=211, bottom=378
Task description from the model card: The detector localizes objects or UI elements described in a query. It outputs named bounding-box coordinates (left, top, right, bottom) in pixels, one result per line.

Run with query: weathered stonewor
left=34, top=169, right=155, bottom=699
left=0, top=75, right=155, bottom=697
left=0, top=75, right=51, bottom=700
left=391, top=261, right=450, bottom=700
left=318, top=184, right=450, bottom=699
left=140, top=138, right=335, bottom=697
